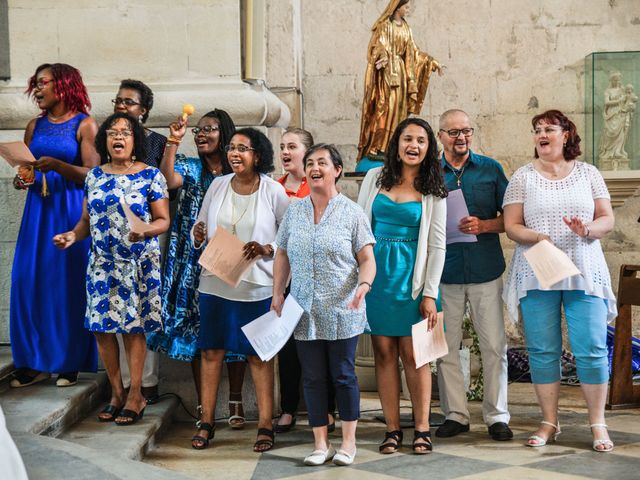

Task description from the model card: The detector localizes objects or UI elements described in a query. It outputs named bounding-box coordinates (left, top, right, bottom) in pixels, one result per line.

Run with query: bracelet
left=584, top=226, right=591, bottom=239
left=265, top=244, right=275, bottom=258
left=166, top=136, right=182, bottom=145
left=358, top=281, right=372, bottom=292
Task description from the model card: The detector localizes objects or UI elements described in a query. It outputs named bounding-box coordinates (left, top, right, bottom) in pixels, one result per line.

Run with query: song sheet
left=523, top=239, right=581, bottom=289
left=241, top=295, right=304, bottom=362
left=120, top=199, right=155, bottom=235
left=412, top=313, right=449, bottom=368
left=0, top=141, right=36, bottom=168
left=446, top=189, right=477, bottom=244
left=198, top=226, right=257, bottom=288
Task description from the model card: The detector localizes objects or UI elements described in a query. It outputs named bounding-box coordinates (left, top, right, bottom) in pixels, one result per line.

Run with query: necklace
left=109, top=160, right=135, bottom=174
left=230, top=176, right=259, bottom=235
left=450, top=163, right=467, bottom=187
left=47, top=111, right=69, bottom=123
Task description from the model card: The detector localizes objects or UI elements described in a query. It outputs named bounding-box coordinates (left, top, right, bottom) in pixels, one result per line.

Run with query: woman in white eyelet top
left=502, top=160, right=617, bottom=322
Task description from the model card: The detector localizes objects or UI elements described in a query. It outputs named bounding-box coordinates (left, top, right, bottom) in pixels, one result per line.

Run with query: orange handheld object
left=182, top=104, right=195, bottom=121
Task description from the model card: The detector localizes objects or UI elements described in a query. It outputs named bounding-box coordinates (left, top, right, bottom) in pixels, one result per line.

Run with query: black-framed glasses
left=192, top=126, right=220, bottom=135
left=106, top=129, right=133, bottom=138
left=224, top=145, right=254, bottom=153
left=112, top=98, right=141, bottom=107
left=439, top=128, right=474, bottom=138
left=33, top=78, right=54, bottom=89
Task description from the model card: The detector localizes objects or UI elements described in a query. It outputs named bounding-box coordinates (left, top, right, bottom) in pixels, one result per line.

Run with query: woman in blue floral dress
left=146, top=110, right=248, bottom=427
left=54, top=112, right=169, bottom=425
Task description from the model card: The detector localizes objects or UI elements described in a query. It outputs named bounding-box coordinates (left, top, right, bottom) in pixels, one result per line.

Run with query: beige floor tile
left=456, top=465, right=593, bottom=480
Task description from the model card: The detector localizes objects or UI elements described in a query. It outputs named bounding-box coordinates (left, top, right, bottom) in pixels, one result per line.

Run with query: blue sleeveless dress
left=366, top=194, right=441, bottom=337
left=10, top=114, right=98, bottom=373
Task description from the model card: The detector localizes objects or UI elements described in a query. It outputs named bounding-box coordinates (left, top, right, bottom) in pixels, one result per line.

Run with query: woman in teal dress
left=357, top=117, right=447, bottom=454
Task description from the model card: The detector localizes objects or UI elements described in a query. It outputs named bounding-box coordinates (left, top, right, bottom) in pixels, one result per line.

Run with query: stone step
left=60, top=394, right=180, bottom=461
left=12, top=432, right=194, bottom=480
left=0, top=345, right=15, bottom=382
left=0, top=372, right=109, bottom=437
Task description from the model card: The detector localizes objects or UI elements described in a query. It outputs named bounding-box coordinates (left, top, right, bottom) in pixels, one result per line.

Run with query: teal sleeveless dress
left=366, top=194, right=440, bottom=337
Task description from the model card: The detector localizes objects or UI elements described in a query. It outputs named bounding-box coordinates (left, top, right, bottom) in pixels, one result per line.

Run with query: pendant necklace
left=230, top=176, right=259, bottom=235
left=452, top=164, right=467, bottom=187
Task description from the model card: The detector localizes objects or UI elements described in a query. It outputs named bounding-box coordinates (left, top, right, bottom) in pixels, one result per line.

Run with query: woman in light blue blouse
left=272, top=143, right=376, bottom=467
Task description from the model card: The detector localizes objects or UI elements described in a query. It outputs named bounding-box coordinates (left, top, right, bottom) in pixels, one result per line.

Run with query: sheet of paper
left=120, top=199, right=155, bottom=235
left=198, top=226, right=257, bottom=288
left=241, top=295, right=304, bottom=362
left=446, top=189, right=477, bottom=244
left=523, top=239, right=582, bottom=289
left=412, top=313, right=449, bottom=369
left=0, top=141, right=36, bottom=168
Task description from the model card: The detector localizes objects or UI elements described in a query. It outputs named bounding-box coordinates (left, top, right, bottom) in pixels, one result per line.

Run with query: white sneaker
left=304, top=444, right=336, bottom=466
left=333, top=448, right=356, bottom=466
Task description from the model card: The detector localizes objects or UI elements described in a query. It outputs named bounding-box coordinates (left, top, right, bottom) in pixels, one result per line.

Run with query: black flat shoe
left=274, top=414, right=297, bottom=433
left=435, top=420, right=469, bottom=438
left=115, top=407, right=145, bottom=426
left=488, top=422, right=513, bottom=441
left=56, top=372, right=78, bottom=387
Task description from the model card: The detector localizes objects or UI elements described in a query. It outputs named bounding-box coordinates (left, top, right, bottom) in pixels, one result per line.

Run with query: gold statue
left=357, top=0, right=444, bottom=164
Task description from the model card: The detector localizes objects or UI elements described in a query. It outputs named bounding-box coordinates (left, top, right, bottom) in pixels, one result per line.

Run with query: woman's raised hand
left=168, top=116, right=188, bottom=141
left=53, top=231, right=76, bottom=250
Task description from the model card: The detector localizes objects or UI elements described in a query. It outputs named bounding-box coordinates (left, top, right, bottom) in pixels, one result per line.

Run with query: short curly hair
left=118, top=79, right=154, bottom=123
left=532, top=109, right=581, bottom=161
left=95, top=112, right=147, bottom=165
left=232, top=128, right=274, bottom=174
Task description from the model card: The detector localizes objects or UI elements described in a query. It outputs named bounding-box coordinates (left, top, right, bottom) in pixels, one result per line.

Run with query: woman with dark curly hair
left=10, top=63, right=100, bottom=388
left=190, top=128, right=289, bottom=452
left=111, top=79, right=166, bottom=168
left=503, top=109, right=616, bottom=452
left=357, top=117, right=447, bottom=454
left=54, top=112, right=169, bottom=425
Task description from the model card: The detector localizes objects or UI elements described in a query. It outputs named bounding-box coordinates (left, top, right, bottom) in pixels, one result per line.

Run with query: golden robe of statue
left=357, top=0, right=442, bottom=161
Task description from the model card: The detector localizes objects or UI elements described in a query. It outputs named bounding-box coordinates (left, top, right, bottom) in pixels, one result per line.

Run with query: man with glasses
left=435, top=109, right=512, bottom=441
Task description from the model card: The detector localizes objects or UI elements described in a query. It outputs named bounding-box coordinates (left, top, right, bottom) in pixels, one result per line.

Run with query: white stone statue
left=598, top=71, right=636, bottom=170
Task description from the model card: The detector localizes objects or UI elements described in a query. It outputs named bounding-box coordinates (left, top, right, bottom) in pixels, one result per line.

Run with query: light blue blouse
left=276, top=194, right=375, bottom=341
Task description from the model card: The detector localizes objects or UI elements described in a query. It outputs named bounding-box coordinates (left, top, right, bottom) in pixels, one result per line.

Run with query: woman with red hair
left=10, top=63, right=100, bottom=388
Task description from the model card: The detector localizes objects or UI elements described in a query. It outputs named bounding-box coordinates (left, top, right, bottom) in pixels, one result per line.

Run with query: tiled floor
left=144, top=384, right=640, bottom=480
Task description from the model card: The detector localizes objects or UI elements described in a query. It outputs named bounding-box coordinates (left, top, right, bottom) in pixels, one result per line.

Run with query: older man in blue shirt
left=435, top=109, right=512, bottom=441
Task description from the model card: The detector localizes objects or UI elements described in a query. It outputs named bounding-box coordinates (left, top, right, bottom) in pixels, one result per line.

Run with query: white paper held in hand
left=412, top=313, right=449, bottom=369
left=0, top=141, right=37, bottom=168
left=241, top=295, right=304, bottom=362
left=120, top=198, right=155, bottom=234
left=446, top=189, right=477, bottom=245
left=523, top=239, right=581, bottom=289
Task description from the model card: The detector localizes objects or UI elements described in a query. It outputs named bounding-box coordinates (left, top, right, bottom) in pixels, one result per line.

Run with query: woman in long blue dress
left=146, top=110, right=249, bottom=427
left=357, top=117, right=447, bottom=454
left=10, top=63, right=100, bottom=388
left=54, top=112, right=169, bottom=425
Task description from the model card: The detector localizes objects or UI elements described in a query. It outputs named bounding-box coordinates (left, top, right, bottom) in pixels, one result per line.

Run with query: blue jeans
left=520, top=290, right=609, bottom=384
left=296, top=336, right=360, bottom=427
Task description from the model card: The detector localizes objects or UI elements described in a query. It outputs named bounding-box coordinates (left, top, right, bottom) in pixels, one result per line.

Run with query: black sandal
left=413, top=430, right=433, bottom=454
left=98, top=404, right=122, bottom=422
left=253, top=427, right=275, bottom=453
left=379, top=429, right=403, bottom=454
left=191, top=422, right=215, bottom=450
left=114, top=407, right=145, bottom=426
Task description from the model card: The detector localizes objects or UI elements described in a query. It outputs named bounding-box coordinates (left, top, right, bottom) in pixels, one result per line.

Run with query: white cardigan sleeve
left=422, top=196, right=447, bottom=298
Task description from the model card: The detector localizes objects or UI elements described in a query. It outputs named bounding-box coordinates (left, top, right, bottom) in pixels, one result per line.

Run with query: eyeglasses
left=439, top=128, right=474, bottom=138
left=33, top=78, right=54, bottom=89
left=106, top=129, right=133, bottom=138
left=224, top=145, right=254, bottom=153
left=531, top=126, right=564, bottom=136
left=112, top=98, right=141, bottom=107
left=192, top=126, right=220, bottom=135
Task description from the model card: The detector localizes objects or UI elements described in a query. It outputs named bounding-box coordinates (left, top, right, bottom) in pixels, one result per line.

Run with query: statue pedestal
left=599, top=156, right=630, bottom=171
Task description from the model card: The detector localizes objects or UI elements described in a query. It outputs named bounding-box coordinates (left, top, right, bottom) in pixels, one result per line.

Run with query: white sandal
left=228, top=400, right=246, bottom=429
left=527, top=420, right=561, bottom=447
left=590, top=424, right=614, bottom=452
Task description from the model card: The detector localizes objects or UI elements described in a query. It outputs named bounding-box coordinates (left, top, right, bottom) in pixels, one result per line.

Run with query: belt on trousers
left=374, top=236, right=418, bottom=242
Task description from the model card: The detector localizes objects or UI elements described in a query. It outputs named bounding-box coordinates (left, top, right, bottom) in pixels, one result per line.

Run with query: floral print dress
left=84, top=166, right=167, bottom=333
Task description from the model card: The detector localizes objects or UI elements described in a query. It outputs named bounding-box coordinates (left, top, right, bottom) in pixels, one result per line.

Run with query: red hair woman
left=10, top=63, right=100, bottom=388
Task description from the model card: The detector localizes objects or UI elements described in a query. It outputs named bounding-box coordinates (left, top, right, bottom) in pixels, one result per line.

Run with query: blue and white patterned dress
left=276, top=194, right=375, bottom=341
left=84, top=166, right=167, bottom=333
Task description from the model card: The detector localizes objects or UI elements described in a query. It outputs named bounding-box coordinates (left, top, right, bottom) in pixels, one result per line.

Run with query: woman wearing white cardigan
left=357, top=117, right=447, bottom=454
left=191, top=128, right=289, bottom=452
